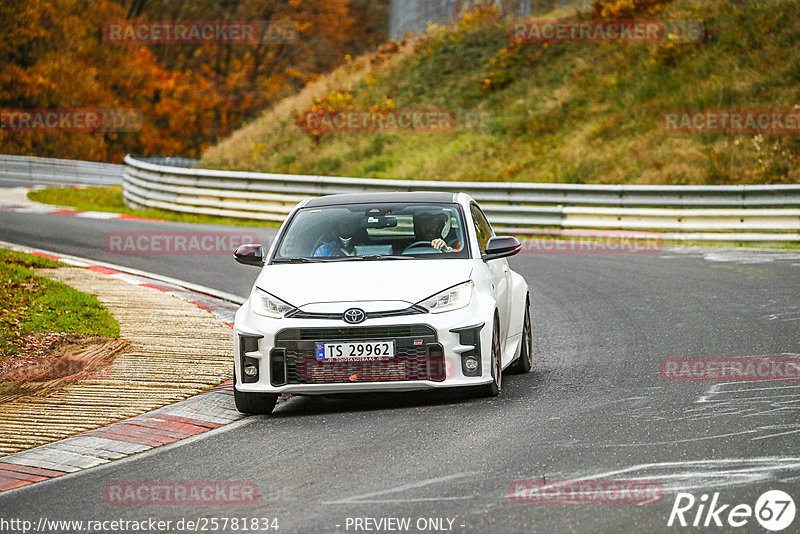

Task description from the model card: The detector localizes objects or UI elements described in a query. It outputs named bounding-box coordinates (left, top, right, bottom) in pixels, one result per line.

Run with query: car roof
left=303, top=191, right=458, bottom=208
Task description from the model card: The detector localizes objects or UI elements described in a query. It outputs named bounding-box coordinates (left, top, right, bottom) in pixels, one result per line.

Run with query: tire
left=509, top=294, right=532, bottom=374
left=233, top=372, right=278, bottom=415
left=478, top=316, right=502, bottom=397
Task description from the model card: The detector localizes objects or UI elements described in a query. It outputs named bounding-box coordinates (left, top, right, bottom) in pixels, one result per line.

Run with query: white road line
left=323, top=472, right=479, bottom=505
left=330, top=496, right=475, bottom=504
left=751, top=428, right=800, bottom=440
left=567, top=457, right=800, bottom=491
left=75, top=211, right=119, bottom=219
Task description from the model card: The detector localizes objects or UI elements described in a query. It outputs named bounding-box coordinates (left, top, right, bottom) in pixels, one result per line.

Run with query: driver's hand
left=431, top=239, right=452, bottom=252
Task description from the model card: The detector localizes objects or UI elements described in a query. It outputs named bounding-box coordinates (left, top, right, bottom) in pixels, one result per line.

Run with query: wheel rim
left=493, top=322, right=502, bottom=390
left=524, top=304, right=532, bottom=367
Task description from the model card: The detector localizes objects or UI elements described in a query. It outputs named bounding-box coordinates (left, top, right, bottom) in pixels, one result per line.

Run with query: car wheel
left=509, top=294, right=532, bottom=374
left=479, top=316, right=502, bottom=397
left=233, top=371, right=278, bottom=415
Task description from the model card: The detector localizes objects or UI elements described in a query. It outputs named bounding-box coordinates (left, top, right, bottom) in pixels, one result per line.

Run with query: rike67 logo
left=668, top=490, right=796, bottom=531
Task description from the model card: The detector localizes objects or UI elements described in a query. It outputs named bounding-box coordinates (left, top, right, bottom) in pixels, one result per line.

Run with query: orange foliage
left=591, top=0, right=673, bottom=18
left=0, top=0, right=384, bottom=161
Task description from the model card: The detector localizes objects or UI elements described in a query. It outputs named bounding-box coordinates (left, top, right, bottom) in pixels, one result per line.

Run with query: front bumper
left=233, top=299, right=495, bottom=395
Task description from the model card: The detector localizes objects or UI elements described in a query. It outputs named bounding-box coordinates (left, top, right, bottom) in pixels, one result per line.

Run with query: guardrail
left=0, top=155, right=124, bottom=186
left=119, top=155, right=796, bottom=243
left=3, top=154, right=794, bottom=243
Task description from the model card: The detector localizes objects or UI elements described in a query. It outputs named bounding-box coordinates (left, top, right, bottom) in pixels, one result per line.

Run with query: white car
left=232, top=192, right=532, bottom=414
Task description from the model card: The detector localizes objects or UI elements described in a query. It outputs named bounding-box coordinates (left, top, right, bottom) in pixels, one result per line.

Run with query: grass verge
left=0, top=249, right=120, bottom=361
left=27, top=186, right=278, bottom=227
left=200, top=0, right=800, bottom=185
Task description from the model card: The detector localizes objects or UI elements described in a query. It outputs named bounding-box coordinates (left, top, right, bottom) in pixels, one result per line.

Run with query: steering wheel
left=403, top=241, right=443, bottom=254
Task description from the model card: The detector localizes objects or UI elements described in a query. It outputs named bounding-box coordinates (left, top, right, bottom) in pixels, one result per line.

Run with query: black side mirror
left=234, top=243, right=265, bottom=267
left=482, top=236, right=522, bottom=261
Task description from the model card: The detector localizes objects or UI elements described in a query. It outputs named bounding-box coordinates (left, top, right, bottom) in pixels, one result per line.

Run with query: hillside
left=200, top=0, right=800, bottom=185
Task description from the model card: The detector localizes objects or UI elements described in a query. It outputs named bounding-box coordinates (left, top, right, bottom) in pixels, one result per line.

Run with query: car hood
left=255, top=259, right=473, bottom=308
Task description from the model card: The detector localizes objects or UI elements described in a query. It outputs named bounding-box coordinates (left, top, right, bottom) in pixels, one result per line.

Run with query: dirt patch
left=0, top=333, right=131, bottom=401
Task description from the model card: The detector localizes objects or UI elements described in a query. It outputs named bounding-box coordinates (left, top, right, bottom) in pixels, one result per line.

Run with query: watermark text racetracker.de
left=104, top=481, right=258, bottom=505
left=661, top=357, right=800, bottom=382
left=509, top=19, right=703, bottom=43
left=296, top=109, right=494, bottom=133
left=0, top=108, right=142, bottom=132
left=103, top=20, right=297, bottom=44
left=0, top=358, right=111, bottom=382
left=508, top=479, right=663, bottom=504
left=300, top=355, right=461, bottom=382
left=104, top=231, right=258, bottom=255
left=518, top=231, right=664, bottom=254
left=662, top=110, right=800, bottom=134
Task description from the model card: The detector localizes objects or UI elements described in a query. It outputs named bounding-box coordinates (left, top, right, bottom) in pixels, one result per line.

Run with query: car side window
left=470, top=204, right=494, bottom=253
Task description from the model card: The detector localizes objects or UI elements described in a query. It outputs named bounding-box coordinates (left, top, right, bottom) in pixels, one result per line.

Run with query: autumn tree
left=0, top=0, right=389, bottom=161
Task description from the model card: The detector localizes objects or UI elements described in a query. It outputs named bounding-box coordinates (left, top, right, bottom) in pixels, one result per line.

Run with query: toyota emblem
left=343, top=308, right=366, bottom=324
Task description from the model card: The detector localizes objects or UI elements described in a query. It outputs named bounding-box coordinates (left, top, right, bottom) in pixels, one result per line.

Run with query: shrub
left=591, top=0, right=673, bottom=18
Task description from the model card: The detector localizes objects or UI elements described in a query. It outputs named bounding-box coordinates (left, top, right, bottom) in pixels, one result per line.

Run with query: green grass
left=0, top=249, right=120, bottom=360
left=200, top=0, right=800, bottom=185
left=27, top=186, right=278, bottom=227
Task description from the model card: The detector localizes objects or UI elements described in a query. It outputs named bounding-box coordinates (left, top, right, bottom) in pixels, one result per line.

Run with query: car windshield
left=274, top=202, right=470, bottom=261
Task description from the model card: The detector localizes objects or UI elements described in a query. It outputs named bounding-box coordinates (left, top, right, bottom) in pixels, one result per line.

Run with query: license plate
left=315, top=340, right=395, bottom=361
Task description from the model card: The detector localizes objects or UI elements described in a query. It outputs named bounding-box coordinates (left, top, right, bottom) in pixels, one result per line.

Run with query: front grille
left=277, top=325, right=435, bottom=341
left=287, top=305, right=427, bottom=321
left=274, top=326, right=444, bottom=384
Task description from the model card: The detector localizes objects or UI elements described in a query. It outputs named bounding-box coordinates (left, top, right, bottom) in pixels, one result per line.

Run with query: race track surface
left=1, top=191, right=799, bottom=533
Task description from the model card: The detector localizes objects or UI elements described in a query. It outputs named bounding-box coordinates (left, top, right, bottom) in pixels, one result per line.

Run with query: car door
left=470, top=203, right=512, bottom=348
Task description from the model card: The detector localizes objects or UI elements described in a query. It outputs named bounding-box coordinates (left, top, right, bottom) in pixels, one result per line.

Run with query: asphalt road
left=1, top=198, right=800, bottom=533
left=0, top=210, right=274, bottom=297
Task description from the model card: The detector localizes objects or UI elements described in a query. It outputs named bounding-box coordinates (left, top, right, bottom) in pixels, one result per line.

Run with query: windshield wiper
left=274, top=255, right=414, bottom=263
left=271, top=257, right=324, bottom=264
left=323, top=254, right=414, bottom=262
left=359, top=255, right=413, bottom=260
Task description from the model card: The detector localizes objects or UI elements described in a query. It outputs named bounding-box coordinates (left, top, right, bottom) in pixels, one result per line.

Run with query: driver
left=313, top=214, right=359, bottom=257
left=415, top=211, right=453, bottom=252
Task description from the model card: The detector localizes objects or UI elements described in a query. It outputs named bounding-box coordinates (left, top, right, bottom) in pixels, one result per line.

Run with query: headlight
left=417, top=281, right=474, bottom=314
left=250, top=288, right=297, bottom=318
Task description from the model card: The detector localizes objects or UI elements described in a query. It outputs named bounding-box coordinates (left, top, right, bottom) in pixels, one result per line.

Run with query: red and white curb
left=0, top=242, right=255, bottom=493
left=0, top=204, right=162, bottom=222
left=0, top=381, right=240, bottom=492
